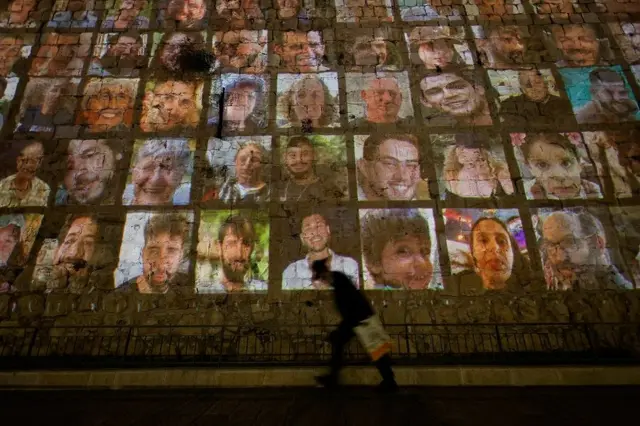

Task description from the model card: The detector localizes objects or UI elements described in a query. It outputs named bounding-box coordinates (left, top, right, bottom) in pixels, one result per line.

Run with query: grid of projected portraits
left=0, top=0, right=640, bottom=296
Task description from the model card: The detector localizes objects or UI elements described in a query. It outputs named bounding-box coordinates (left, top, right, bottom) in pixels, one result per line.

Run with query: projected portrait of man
left=30, top=33, right=91, bottom=77
left=550, top=24, right=606, bottom=67
left=215, top=0, right=263, bottom=26
left=283, top=213, right=359, bottom=290
left=275, top=0, right=309, bottom=20
left=118, top=214, right=190, bottom=294
left=16, top=78, right=77, bottom=133
left=0, top=215, right=24, bottom=268
left=88, top=32, right=146, bottom=77
left=356, top=134, right=430, bottom=201
left=440, top=134, right=514, bottom=200
left=213, top=141, right=270, bottom=204
left=78, top=79, right=137, bottom=133
left=140, top=80, right=201, bottom=132
left=55, top=140, right=122, bottom=206
left=123, top=139, right=192, bottom=206
left=163, top=0, right=208, bottom=29
left=155, top=32, right=206, bottom=74
left=574, top=68, right=639, bottom=124
left=419, top=71, right=492, bottom=126
left=350, top=74, right=413, bottom=127
left=517, top=133, right=603, bottom=200
left=213, top=30, right=267, bottom=74
left=0, top=35, right=28, bottom=77
left=277, top=74, right=339, bottom=129
left=273, top=31, right=330, bottom=73
left=345, top=34, right=402, bottom=71
left=406, top=27, right=469, bottom=70
left=48, top=0, right=98, bottom=29
left=200, top=215, right=268, bottom=293
left=538, top=209, right=633, bottom=290
left=474, top=25, right=537, bottom=69
left=0, top=0, right=41, bottom=29
left=0, top=141, right=49, bottom=208
left=102, top=0, right=150, bottom=30
left=215, top=77, right=266, bottom=133
left=280, top=136, right=344, bottom=202
left=361, top=209, right=436, bottom=290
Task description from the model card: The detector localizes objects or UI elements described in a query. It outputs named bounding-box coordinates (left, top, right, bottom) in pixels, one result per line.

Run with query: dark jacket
left=330, top=271, right=374, bottom=326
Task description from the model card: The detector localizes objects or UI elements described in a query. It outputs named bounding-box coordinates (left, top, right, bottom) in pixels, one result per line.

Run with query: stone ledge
left=0, top=366, right=639, bottom=389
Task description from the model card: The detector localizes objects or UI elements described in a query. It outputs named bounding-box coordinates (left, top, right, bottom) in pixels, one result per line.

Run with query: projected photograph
left=334, top=0, right=393, bottom=23
left=212, top=30, right=268, bottom=74
left=405, top=26, right=473, bottom=71
left=0, top=213, right=42, bottom=271
left=156, top=0, right=209, bottom=30
left=546, top=24, right=614, bottom=67
left=0, top=33, right=35, bottom=77
left=610, top=206, right=640, bottom=289
left=360, top=208, right=441, bottom=290
left=208, top=74, right=269, bottom=133
left=196, top=210, right=269, bottom=293
left=213, top=0, right=264, bottom=27
left=488, top=68, right=573, bottom=127
left=532, top=207, right=633, bottom=291
left=279, top=135, right=348, bottom=202
left=77, top=78, right=138, bottom=133
left=0, top=0, right=47, bottom=29
left=123, top=139, right=195, bottom=206
left=52, top=139, right=125, bottom=206
left=102, top=0, right=152, bottom=30
left=29, top=32, right=92, bottom=77
left=140, top=79, right=204, bottom=133
left=582, top=130, right=640, bottom=199
left=88, top=32, right=148, bottom=77
left=0, top=140, right=50, bottom=208
left=354, top=133, right=431, bottom=201
left=345, top=72, right=414, bottom=128
left=116, top=211, right=194, bottom=293
left=0, top=76, right=18, bottom=131
left=444, top=208, right=531, bottom=295
left=608, top=22, right=640, bottom=65
left=431, top=133, right=514, bottom=201
left=559, top=66, right=639, bottom=124
left=398, top=0, right=464, bottom=22
left=201, top=136, right=271, bottom=204
left=272, top=30, right=334, bottom=73
left=339, top=27, right=404, bottom=72
left=276, top=73, right=340, bottom=129
left=15, top=77, right=80, bottom=134
left=465, top=0, right=525, bottom=20
left=511, top=132, right=603, bottom=200
left=32, top=213, right=123, bottom=293
left=273, top=207, right=360, bottom=290
left=149, top=31, right=208, bottom=75
left=527, top=0, right=583, bottom=15
left=472, top=25, right=552, bottom=70
left=47, top=0, right=98, bottom=29
left=418, top=69, right=493, bottom=127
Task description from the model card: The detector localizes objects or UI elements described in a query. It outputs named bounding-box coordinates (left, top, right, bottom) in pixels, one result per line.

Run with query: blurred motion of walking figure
left=311, top=259, right=397, bottom=391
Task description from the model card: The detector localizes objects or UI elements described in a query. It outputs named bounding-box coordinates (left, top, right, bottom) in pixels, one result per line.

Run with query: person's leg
left=328, top=322, right=354, bottom=382
left=374, top=353, right=397, bottom=384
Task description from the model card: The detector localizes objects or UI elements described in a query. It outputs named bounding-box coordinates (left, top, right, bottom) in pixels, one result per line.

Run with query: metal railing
left=0, top=323, right=639, bottom=369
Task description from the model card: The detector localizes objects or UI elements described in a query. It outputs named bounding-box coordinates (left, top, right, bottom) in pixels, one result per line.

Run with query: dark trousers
left=328, top=321, right=395, bottom=382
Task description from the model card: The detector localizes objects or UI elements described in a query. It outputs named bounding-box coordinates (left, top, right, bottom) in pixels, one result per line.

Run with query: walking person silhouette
left=311, top=259, right=398, bottom=391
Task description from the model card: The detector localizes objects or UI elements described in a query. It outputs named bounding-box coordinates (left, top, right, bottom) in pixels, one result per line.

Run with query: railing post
left=26, top=327, right=38, bottom=357
left=495, top=324, right=503, bottom=354
left=583, top=323, right=597, bottom=358
left=123, top=327, right=133, bottom=359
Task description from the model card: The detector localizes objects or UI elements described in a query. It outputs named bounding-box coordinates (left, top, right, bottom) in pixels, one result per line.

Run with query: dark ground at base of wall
left=1, top=386, right=639, bottom=426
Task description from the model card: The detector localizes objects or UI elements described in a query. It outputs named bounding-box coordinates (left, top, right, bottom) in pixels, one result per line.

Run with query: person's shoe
left=376, top=379, right=399, bottom=393
left=315, top=374, right=339, bottom=389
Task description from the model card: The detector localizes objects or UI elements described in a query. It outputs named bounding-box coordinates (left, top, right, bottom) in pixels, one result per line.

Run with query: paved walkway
left=0, top=386, right=638, bottom=426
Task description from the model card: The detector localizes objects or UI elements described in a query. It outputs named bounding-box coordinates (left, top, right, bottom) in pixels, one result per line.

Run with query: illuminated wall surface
left=1, top=0, right=640, bottom=325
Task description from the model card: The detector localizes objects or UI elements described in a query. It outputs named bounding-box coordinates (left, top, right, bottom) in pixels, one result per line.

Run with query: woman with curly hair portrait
left=277, top=74, right=339, bottom=129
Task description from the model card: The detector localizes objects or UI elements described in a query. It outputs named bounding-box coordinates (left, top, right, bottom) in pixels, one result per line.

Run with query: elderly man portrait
left=118, top=214, right=190, bottom=294
left=573, top=68, right=639, bottom=123
left=140, top=80, right=201, bottom=132
left=474, top=25, right=543, bottom=69
left=282, top=212, right=359, bottom=290
left=550, top=24, right=608, bottom=67
left=198, top=215, right=267, bottom=293
left=361, top=209, right=436, bottom=290
left=206, top=141, right=270, bottom=203
left=273, top=31, right=331, bottom=73
left=407, top=27, right=468, bottom=71
left=0, top=0, right=42, bottom=28
left=538, top=209, right=633, bottom=290
left=497, top=69, right=574, bottom=126
left=55, top=140, right=122, bottom=205
left=78, top=78, right=137, bottom=133
left=48, top=0, right=98, bottom=29
left=162, top=0, right=208, bottom=29
left=440, top=134, right=514, bottom=200
left=123, top=139, right=192, bottom=206
left=277, top=74, right=339, bottom=129
left=0, top=141, right=49, bottom=208
left=420, top=70, right=493, bottom=126
left=214, top=30, right=267, bottom=74
left=88, top=32, right=145, bottom=77
left=17, top=78, right=76, bottom=133
left=279, top=136, right=344, bottom=202
left=357, top=133, right=430, bottom=201
left=102, top=0, right=150, bottom=30
left=212, top=77, right=265, bottom=132
left=345, top=34, right=402, bottom=71
left=350, top=73, right=413, bottom=127
left=30, top=33, right=91, bottom=77
left=0, top=35, right=29, bottom=77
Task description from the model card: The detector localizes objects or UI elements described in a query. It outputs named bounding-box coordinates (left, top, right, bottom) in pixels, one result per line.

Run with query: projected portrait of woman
left=276, top=73, right=339, bottom=129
